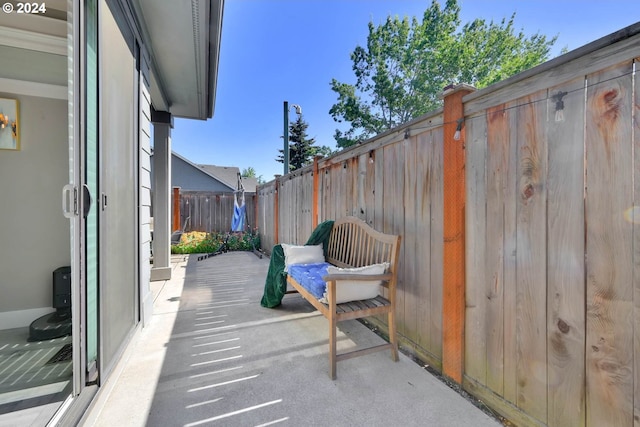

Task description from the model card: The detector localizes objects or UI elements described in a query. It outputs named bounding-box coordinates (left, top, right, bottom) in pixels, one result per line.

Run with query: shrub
left=171, top=231, right=260, bottom=255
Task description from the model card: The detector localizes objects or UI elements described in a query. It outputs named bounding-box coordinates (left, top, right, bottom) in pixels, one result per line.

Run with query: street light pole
left=283, top=101, right=289, bottom=175
left=283, top=101, right=303, bottom=175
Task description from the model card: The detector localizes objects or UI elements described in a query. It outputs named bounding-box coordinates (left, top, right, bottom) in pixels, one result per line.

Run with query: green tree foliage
left=309, top=145, right=333, bottom=159
left=241, top=167, right=257, bottom=178
left=277, top=115, right=333, bottom=171
left=241, top=167, right=264, bottom=184
left=329, top=0, right=557, bottom=148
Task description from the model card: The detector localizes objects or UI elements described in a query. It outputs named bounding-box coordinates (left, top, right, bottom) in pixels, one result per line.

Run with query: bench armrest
left=322, top=273, right=393, bottom=282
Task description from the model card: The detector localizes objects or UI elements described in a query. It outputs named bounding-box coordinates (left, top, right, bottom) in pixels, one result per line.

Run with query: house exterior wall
left=139, top=52, right=153, bottom=326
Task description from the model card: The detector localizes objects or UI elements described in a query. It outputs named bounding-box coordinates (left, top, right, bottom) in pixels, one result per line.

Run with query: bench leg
left=328, top=281, right=337, bottom=379
left=329, top=313, right=337, bottom=380
left=388, top=309, right=399, bottom=362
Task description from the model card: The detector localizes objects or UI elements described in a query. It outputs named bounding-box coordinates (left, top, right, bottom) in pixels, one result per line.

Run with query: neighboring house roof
left=239, top=176, right=258, bottom=193
left=155, top=151, right=257, bottom=192
left=198, top=164, right=258, bottom=193
left=171, top=151, right=234, bottom=191
left=197, top=164, right=237, bottom=188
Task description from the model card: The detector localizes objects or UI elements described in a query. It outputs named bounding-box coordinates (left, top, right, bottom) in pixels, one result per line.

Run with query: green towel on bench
left=260, top=220, right=334, bottom=308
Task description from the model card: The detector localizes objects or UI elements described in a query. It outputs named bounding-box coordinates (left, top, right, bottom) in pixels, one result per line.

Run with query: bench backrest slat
left=326, top=217, right=400, bottom=279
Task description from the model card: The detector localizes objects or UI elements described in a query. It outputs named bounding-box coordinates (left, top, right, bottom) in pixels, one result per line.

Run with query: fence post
left=172, top=187, right=180, bottom=232
left=312, top=155, right=322, bottom=229
left=253, top=193, right=258, bottom=234
left=442, top=84, right=475, bottom=384
left=274, top=175, right=281, bottom=244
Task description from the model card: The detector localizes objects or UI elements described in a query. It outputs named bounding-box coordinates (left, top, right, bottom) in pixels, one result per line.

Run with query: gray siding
left=139, top=52, right=153, bottom=326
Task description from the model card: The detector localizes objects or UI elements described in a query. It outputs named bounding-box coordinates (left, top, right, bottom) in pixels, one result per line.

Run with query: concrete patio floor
left=82, top=252, right=501, bottom=427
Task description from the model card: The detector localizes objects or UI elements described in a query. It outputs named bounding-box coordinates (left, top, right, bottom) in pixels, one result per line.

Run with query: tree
left=329, top=0, right=557, bottom=148
left=241, top=167, right=264, bottom=184
left=309, top=145, right=333, bottom=159
left=241, top=167, right=257, bottom=178
left=277, top=115, right=332, bottom=171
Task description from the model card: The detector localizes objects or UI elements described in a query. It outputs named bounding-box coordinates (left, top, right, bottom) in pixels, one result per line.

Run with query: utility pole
left=283, top=101, right=289, bottom=175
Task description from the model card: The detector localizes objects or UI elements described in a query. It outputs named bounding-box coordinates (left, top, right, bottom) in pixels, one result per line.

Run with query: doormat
left=46, top=343, right=72, bottom=365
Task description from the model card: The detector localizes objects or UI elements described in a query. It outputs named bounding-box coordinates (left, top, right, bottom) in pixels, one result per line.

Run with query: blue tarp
left=231, top=193, right=246, bottom=232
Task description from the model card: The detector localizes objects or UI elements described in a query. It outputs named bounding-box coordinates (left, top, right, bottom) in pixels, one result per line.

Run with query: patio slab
left=83, top=252, right=500, bottom=427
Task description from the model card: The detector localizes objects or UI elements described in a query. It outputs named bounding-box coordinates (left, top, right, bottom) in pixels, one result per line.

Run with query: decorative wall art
left=0, top=98, right=19, bottom=150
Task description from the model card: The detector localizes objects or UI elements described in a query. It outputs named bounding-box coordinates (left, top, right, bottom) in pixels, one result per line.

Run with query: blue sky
left=171, top=0, right=639, bottom=182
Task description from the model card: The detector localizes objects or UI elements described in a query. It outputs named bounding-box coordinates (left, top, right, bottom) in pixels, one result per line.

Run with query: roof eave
left=207, top=0, right=224, bottom=119
left=132, top=0, right=223, bottom=120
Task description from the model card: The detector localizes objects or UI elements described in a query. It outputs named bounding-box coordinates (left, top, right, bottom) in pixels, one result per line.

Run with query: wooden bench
left=286, top=216, right=401, bottom=379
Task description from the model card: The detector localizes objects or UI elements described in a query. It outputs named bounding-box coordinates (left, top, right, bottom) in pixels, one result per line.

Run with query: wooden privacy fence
left=258, top=108, right=450, bottom=374
left=257, top=25, right=640, bottom=427
left=256, top=167, right=315, bottom=252
left=463, top=31, right=640, bottom=427
left=176, top=190, right=257, bottom=233
left=256, top=181, right=277, bottom=251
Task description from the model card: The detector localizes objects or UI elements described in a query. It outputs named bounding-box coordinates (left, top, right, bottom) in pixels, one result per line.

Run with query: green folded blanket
left=260, top=220, right=334, bottom=308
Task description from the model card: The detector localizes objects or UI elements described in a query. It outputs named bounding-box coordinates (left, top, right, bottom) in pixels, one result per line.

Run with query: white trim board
left=0, top=25, right=66, bottom=56
left=0, top=78, right=67, bottom=100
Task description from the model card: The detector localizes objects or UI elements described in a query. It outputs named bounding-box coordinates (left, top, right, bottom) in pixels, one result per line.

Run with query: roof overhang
left=131, top=0, right=223, bottom=120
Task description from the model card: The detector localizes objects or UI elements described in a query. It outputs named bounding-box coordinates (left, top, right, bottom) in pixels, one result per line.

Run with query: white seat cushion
left=322, top=262, right=389, bottom=304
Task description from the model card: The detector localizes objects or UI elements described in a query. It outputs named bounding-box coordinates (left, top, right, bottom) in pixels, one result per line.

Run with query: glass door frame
left=68, top=0, right=100, bottom=397
left=84, top=0, right=100, bottom=384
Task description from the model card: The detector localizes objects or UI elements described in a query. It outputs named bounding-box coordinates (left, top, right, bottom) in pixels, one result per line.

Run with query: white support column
left=151, top=108, right=173, bottom=281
